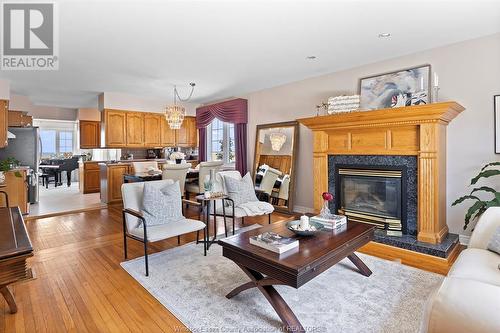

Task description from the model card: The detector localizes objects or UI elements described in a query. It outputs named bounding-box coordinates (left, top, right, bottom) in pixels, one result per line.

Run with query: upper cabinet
left=144, top=113, right=162, bottom=147
left=79, top=120, right=101, bottom=148
left=8, top=111, right=33, bottom=127
left=126, top=112, right=144, bottom=147
left=176, top=116, right=197, bottom=147
left=101, top=109, right=197, bottom=148
left=0, top=100, right=8, bottom=148
left=103, top=109, right=127, bottom=147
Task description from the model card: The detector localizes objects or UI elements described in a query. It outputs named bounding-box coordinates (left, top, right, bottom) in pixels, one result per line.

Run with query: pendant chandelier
left=269, top=131, right=287, bottom=151
left=165, top=82, right=196, bottom=129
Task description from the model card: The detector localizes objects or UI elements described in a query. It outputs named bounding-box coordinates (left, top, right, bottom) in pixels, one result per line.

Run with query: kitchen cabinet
left=160, top=116, right=176, bottom=146
left=100, top=163, right=129, bottom=204
left=176, top=116, right=197, bottom=147
left=102, top=109, right=198, bottom=148
left=79, top=121, right=101, bottom=148
left=103, top=109, right=127, bottom=147
left=0, top=169, right=29, bottom=214
left=126, top=112, right=144, bottom=147
left=79, top=162, right=100, bottom=194
left=144, top=113, right=162, bottom=147
left=8, top=111, right=32, bottom=127
left=0, top=100, right=7, bottom=148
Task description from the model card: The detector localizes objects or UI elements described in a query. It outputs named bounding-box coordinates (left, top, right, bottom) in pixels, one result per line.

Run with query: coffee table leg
left=347, top=253, right=372, bottom=277
left=227, top=265, right=305, bottom=332
left=1, top=285, right=17, bottom=314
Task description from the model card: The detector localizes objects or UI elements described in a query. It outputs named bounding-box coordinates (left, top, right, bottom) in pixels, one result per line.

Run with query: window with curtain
left=207, top=118, right=235, bottom=164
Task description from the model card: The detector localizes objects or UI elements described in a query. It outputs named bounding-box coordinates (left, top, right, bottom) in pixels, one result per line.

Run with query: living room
left=0, top=1, right=499, bottom=332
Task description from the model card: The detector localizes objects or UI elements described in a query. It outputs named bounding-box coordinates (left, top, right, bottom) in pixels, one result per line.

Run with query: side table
left=195, top=194, right=228, bottom=254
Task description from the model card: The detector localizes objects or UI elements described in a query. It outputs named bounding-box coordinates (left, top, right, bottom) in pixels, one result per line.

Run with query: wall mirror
left=253, top=121, right=299, bottom=213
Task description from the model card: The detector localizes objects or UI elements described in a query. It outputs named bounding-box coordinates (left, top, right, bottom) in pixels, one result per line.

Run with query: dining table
left=123, top=168, right=199, bottom=183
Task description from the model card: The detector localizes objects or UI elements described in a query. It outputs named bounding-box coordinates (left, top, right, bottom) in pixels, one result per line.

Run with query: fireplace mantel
left=298, top=102, right=465, bottom=244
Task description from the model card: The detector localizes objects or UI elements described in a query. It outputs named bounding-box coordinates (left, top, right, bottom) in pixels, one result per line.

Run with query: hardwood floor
left=1, top=205, right=294, bottom=333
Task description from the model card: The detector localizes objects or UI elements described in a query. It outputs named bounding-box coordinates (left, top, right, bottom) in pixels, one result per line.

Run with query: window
left=207, top=119, right=235, bottom=164
left=40, top=129, right=75, bottom=157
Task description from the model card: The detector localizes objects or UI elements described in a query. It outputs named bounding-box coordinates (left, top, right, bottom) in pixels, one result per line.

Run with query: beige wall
left=100, top=91, right=198, bottom=115
left=0, top=80, right=9, bottom=100
left=9, top=94, right=77, bottom=120
left=77, top=108, right=100, bottom=121
left=244, top=33, right=500, bottom=236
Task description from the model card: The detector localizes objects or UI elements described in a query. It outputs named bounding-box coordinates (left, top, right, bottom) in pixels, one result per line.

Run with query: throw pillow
left=141, top=181, right=184, bottom=226
left=224, top=172, right=258, bottom=207
left=487, top=226, right=500, bottom=255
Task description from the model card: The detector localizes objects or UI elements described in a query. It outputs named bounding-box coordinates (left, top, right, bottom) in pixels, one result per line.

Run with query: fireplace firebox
left=335, top=165, right=408, bottom=236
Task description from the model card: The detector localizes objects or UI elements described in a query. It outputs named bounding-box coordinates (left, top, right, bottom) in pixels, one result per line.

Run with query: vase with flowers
left=170, top=151, right=185, bottom=164
left=320, top=192, right=334, bottom=218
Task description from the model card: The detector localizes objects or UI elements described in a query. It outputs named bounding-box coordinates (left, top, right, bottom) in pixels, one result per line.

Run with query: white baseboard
left=459, top=234, right=470, bottom=246
left=293, top=205, right=315, bottom=214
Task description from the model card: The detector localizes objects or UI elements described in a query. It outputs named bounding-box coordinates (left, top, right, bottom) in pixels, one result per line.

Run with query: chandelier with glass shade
left=165, top=82, right=196, bottom=129
left=269, top=131, right=287, bottom=151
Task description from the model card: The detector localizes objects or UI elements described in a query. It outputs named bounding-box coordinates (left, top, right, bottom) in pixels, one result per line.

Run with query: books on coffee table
left=310, top=214, right=347, bottom=229
left=249, top=232, right=299, bottom=254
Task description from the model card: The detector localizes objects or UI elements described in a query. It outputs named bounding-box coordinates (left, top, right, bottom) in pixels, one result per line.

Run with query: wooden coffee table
left=218, top=220, right=375, bottom=332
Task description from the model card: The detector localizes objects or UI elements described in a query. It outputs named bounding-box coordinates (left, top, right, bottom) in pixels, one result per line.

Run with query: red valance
left=196, top=98, right=248, bottom=128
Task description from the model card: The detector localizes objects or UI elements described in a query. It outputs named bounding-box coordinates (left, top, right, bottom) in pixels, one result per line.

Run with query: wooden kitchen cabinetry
left=0, top=169, right=29, bottom=214
left=126, top=112, right=144, bottom=146
left=144, top=113, right=162, bottom=146
left=79, top=162, right=100, bottom=194
left=175, top=116, right=197, bottom=147
left=103, top=109, right=127, bottom=147
left=99, top=163, right=129, bottom=204
left=102, top=109, right=197, bottom=148
left=8, top=111, right=33, bottom=127
left=79, top=121, right=101, bottom=148
left=0, top=100, right=8, bottom=148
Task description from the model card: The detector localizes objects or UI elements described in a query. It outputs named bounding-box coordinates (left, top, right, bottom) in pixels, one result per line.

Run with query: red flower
left=322, top=192, right=334, bottom=201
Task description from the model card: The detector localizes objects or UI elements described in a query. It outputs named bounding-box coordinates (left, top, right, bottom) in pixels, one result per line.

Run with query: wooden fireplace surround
left=298, top=102, right=465, bottom=245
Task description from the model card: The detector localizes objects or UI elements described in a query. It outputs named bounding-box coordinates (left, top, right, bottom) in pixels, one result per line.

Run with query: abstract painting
left=359, top=65, right=431, bottom=110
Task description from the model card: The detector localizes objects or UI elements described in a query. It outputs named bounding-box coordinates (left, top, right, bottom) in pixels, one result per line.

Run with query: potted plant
left=170, top=151, right=185, bottom=164
left=452, top=162, right=500, bottom=231
left=0, top=157, right=21, bottom=184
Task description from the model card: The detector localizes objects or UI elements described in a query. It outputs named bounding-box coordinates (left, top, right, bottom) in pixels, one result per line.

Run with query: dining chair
left=121, top=179, right=206, bottom=276
left=131, top=161, right=159, bottom=174
left=277, top=174, right=290, bottom=206
left=185, top=161, right=223, bottom=197
left=162, top=163, right=192, bottom=195
left=258, top=167, right=282, bottom=202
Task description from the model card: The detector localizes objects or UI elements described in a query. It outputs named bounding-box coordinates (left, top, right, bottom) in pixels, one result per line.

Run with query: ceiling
left=2, top=0, right=500, bottom=108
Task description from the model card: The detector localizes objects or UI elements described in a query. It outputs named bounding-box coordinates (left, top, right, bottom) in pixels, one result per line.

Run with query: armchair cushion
left=487, top=226, right=500, bottom=255
left=141, top=181, right=183, bottom=226
left=129, top=218, right=205, bottom=242
left=224, top=172, right=258, bottom=207
left=469, top=207, right=500, bottom=249
left=215, top=200, right=274, bottom=218
left=447, top=248, right=500, bottom=287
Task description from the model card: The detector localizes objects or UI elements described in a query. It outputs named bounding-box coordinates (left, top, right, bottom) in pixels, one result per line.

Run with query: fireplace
left=335, top=166, right=406, bottom=236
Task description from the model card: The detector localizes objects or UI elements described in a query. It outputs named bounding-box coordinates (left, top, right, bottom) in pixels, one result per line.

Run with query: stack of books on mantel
left=310, top=214, right=347, bottom=229
left=249, top=232, right=299, bottom=254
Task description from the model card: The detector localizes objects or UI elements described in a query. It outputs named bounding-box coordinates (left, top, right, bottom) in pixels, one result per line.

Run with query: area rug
left=121, top=227, right=442, bottom=333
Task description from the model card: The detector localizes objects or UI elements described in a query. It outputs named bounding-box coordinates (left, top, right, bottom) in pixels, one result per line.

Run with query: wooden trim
left=358, top=241, right=462, bottom=275
left=25, top=205, right=108, bottom=221
left=298, top=102, right=465, bottom=244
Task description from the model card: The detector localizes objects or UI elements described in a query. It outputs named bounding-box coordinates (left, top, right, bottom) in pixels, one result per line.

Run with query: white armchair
left=213, top=171, right=274, bottom=236
left=121, top=179, right=206, bottom=276
left=420, top=207, right=500, bottom=333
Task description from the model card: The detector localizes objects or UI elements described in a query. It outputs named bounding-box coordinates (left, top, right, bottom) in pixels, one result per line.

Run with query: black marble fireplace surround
left=328, top=155, right=458, bottom=258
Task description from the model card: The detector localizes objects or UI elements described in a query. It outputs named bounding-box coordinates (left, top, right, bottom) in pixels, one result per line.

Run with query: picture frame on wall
left=359, top=64, right=431, bottom=110
left=495, top=95, right=500, bottom=154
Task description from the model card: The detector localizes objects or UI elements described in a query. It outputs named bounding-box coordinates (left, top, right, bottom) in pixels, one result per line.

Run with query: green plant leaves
left=470, top=169, right=500, bottom=185
left=480, top=162, right=500, bottom=172
left=452, top=195, right=480, bottom=206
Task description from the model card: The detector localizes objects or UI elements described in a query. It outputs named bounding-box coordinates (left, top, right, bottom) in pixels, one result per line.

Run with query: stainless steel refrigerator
left=0, top=127, right=40, bottom=203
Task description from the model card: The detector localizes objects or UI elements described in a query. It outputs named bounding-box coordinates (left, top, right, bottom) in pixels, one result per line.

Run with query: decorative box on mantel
left=298, top=102, right=465, bottom=273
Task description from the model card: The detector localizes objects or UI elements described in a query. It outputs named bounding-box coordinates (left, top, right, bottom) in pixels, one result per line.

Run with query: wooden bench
left=0, top=207, right=33, bottom=314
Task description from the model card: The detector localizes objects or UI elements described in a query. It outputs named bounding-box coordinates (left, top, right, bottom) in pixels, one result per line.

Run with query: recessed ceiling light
left=306, top=55, right=317, bottom=60
left=378, top=33, right=391, bottom=38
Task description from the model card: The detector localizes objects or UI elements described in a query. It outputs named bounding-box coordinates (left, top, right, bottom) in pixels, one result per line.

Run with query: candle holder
left=432, top=86, right=440, bottom=103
